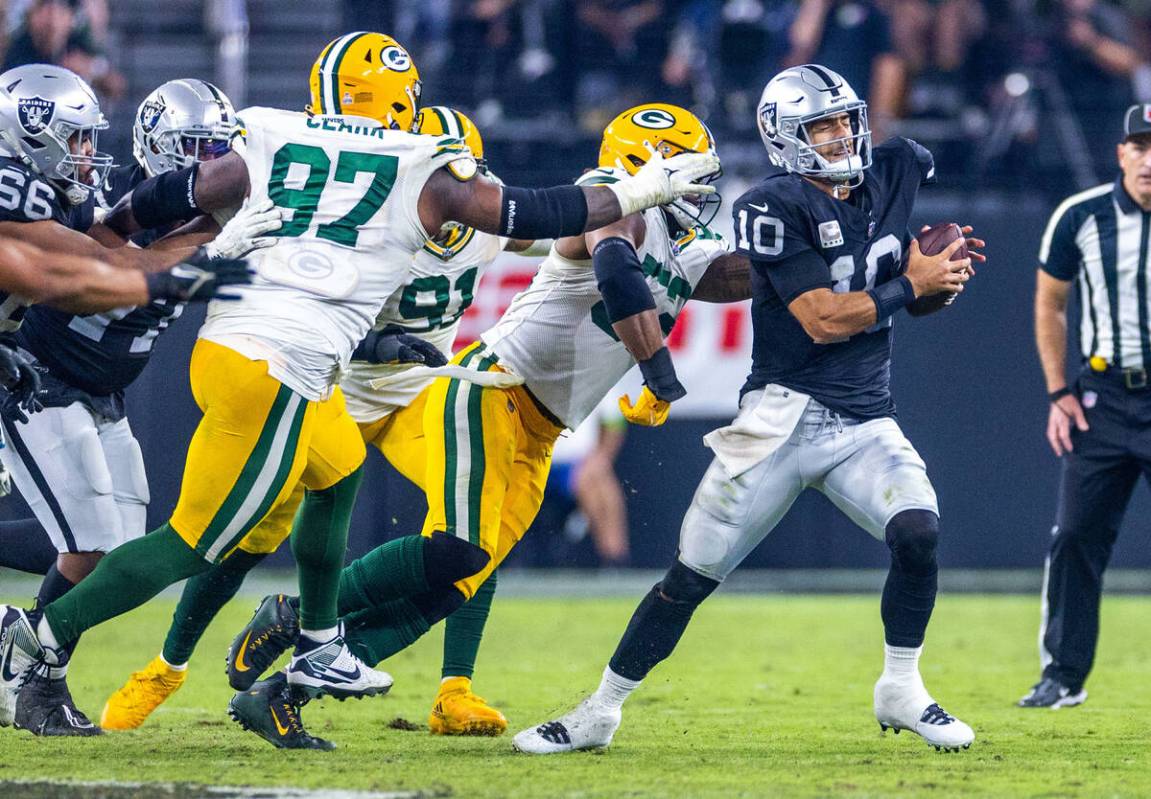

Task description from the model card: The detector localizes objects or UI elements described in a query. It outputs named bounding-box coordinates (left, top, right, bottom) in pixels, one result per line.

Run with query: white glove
left=607, top=148, right=721, bottom=218
left=203, top=197, right=283, bottom=260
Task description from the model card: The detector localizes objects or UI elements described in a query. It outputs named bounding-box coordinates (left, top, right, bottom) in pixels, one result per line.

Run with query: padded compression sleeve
left=594, top=236, right=655, bottom=323
left=498, top=184, right=588, bottom=239
left=131, top=163, right=201, bottom=230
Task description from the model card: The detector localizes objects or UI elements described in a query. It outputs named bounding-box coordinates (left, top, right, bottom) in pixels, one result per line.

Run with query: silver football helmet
left=756, top=64, right=872, bottom=187
left=0, top=64, right=113, bottom=205
left=132, top=79, right=237, bottom=178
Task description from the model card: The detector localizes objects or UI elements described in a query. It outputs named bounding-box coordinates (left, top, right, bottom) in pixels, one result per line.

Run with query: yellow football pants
left=238, top=384, right=431, bottom=555
left=422, top=342, right=563, bottom=598
left=170, top=339, right=365, bottom=564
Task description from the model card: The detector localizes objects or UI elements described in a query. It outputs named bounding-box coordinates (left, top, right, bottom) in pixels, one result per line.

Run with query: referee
left=1021, top=105, right=1151, bottom=709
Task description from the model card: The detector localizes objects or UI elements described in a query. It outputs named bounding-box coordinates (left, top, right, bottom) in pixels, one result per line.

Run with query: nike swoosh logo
left=270, top=705, right=290, bottom=736
left=234, top=631, right=254, bottom=673
left=747, top=202, right=770, bottom=213
left=1, top=640, right=20, bottom=682
left=313, top=665, right=362, bottom=683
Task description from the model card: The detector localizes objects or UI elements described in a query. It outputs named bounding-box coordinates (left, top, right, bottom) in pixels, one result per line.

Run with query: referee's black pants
left=1041, top=369, right=1151, bottom=691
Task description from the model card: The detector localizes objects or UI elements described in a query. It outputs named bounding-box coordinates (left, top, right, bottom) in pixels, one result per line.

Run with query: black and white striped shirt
left=1040, top=179, right=1151, bottom=369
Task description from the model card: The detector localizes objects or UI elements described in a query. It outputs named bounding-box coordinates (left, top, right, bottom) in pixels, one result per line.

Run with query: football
left=907, top=222, right=967, bottom=316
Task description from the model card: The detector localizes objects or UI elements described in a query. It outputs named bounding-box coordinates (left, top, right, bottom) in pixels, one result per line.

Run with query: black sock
left=162, top=550, right=265, bottom=665
left=0, top=518, right=56, bottom=575
left=881, top=510, right=939, bottom=648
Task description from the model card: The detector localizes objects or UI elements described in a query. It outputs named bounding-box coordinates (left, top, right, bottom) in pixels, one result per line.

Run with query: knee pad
left=422, top=532, right=491, bottom=588
left=411, top=586, right=467, bottom=626
left=885, top=509, right=939, bottom=573
left=657, top=561, right=720, bottom=608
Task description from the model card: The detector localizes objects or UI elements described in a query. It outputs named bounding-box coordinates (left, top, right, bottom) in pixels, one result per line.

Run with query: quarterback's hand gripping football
left=618, top=387, right=672, bottom=427
left=608, top=148, right=720, bottom=217
left=0, top=344, right=44, bottom=424
left=146, top=253, right=254, bottom=303
left=203, top=197, right=283, bottom=260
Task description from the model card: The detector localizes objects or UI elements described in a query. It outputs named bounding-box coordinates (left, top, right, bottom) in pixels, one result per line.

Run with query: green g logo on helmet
left=382, top=45, right=412, bottom=72
left=631, top=108, right=676, bottom=129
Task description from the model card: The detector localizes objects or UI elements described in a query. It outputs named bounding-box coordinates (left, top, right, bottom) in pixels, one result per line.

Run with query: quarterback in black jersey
left=514, top=65, right=985, bottom=757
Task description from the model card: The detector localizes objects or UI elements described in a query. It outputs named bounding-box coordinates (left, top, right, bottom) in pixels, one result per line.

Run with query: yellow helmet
left=599, top=103, right=716, bottom=174
left=308, top=32, right=422, bottom=131
left=417, top=105, right=485, bottom=167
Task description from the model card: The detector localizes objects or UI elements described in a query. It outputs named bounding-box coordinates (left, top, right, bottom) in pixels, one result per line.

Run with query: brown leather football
left=907, top=222, right=966, bottom=316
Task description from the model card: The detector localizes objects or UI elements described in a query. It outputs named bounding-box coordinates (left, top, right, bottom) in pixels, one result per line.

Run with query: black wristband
left=866, top=275, right=916, bottom=322
left=499, top=184, right=588, bottom=239
left=132, top=163, right=200, bottom=230
left=1048, top=387, right=1073, bottom=403
left=594, top=237, right=656, bottom=323
left=638, top=347, right=686, bottom=402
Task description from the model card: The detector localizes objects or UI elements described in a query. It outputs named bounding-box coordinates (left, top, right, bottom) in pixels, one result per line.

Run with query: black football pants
left=1040, top=370, right=1151, bottom=691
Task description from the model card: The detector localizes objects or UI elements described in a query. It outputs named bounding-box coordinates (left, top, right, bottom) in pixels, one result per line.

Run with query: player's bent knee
left=658, top=560, right=720, bottom=608
left=411, top=585, right=467, bottom=626
left=885, top=509, right=939, bottom=573
left=423, top=531, right=491, bottom=588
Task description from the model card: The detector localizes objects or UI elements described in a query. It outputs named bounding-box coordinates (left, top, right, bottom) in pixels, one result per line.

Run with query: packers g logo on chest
left=16, top=96, right=54, bottom=134
left=631, top=108, right=676, bottom=129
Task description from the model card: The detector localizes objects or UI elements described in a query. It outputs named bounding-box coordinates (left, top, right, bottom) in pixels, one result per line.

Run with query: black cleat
left=1018, top=676, right=1087, bottom=709
left=14, top=665, right=101, bottom=736
left=228, top=671, right=335, bottom=750
left=227, top=594, right=299, bottom=691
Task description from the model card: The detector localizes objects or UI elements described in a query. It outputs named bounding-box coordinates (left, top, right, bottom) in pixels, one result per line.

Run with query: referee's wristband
left=866, top=276, right=916, bottom=322
left=1048, top=387, right=1073, bottom=403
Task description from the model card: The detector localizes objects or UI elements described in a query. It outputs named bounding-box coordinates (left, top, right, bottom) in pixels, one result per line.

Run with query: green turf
left=1, top=593, right=1148, bottom=798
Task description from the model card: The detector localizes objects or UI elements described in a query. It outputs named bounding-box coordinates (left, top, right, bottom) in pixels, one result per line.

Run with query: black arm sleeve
left=593, top=236, right=656, bottom=323
left=130, top=163, right=201, bottom=231
left=498, top=184, right=589, bottom=239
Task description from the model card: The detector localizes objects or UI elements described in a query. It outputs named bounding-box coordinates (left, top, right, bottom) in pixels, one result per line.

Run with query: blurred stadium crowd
left=1, top=0, right=1149, bottom=197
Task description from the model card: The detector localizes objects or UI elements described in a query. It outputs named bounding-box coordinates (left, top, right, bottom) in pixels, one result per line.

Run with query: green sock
left=161, top=550, right=265, bottom=666
left=442, top=570, right=498, bottom=679
left=291, top=466, right=363, bottom=631
left=343, top=598, right=431, bottom=665
left=337, top=535, right=429, bottom=616
left=44, top=523, right=208, bottom=646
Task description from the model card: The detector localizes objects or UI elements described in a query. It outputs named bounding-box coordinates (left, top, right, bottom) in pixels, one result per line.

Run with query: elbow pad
left=499, top=184, right=588, bottom=239
left=593, top=237, right=655, bottom=323
left=131, top=163, right=201, bottom=230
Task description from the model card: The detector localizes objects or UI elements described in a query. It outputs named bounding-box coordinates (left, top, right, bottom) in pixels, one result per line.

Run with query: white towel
left=703, top=384, right=810, bottom=478
left=368, top=364, right=525, bottom=391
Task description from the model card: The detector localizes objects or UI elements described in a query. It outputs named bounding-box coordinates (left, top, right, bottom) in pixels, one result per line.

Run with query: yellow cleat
left=100, top=656, right=187, bottom=731
left=428, top=676, right=508, bottom=736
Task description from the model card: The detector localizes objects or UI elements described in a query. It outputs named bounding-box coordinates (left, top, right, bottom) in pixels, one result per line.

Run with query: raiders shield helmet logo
left=17, top=96, right=55, bottom=134
left=139, top=99, right=166, bottom=134
left=759, top=102, right=778, bottom=138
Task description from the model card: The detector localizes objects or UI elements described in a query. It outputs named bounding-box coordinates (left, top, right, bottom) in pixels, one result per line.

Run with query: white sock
left=590, top=666, right=641, bottom=711
left=159, top=654, right=188, bottom=671
left=36, top=615, right=60, bottom=653
left=882, top=644, right=923, bottom=682
left=300, top=626, right=339, bottom=644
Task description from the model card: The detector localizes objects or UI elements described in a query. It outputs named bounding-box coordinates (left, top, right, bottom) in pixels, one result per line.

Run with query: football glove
left=618, top=387, right=671, bottom=427
left=203, top=197, right=283, bottom=260
left=146, top=252, right=253, bottom=303
left=608, top=148, right=720, bottom=217
left=354, top=327, right=449, bottom=366
left=0, top=344, right=44, bottom=424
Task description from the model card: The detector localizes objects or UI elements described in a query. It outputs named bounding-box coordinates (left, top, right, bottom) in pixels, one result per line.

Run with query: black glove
left=353, top=327, right=449, bottom=366
left=146, top=249, right=253, bottom=303
left=0, top=345, right=44, bottom=424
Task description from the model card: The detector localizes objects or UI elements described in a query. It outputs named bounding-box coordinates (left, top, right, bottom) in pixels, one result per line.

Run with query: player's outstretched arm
left=0, top=219, right=199, bottom=274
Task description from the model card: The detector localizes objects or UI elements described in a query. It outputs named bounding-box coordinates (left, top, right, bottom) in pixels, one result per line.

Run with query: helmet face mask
left=0, top=64, right=113, bottom=204
left=308, top=32, right=422, bottom=132
left=132, top=79, right=237, bottom=178
left=757, top=65, right=872, bottom=188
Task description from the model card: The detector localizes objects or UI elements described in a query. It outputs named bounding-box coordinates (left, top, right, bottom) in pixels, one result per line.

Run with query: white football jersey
left=341, top=225, right=507, bottom=423
left=482, top=167, right=731, bottom=429
left=198, top=106, right=474, bottom=400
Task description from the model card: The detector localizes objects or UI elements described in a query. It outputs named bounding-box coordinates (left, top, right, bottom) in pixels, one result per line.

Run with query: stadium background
left=5, top=0, right=1151, bottom=572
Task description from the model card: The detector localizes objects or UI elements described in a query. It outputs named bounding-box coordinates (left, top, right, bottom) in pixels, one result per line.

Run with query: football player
left=513, top=65, right=985, bottom=755
left=0, top=32, right=716, bottom=732
left=100, top=105, right=543, bottom=738
left=0, top=68, right=271, bottom=736
left=225, top=103, right=748, bottom=749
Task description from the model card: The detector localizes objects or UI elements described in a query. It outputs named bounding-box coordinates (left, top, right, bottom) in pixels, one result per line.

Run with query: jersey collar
left=1113, top=176, right=1146, bottom=216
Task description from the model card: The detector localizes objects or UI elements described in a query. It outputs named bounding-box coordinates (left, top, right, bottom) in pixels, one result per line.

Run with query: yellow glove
left=618, top=386, right=672, bottom=427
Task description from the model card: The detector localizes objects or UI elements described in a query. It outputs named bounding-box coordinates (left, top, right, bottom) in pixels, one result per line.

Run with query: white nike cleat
left=285, top=628, right=393, bottom=701
left=0, top=605, right=45, bottom=726
left=512, top=698, right=622, bottom=754
left=875, top=675, right=974, bottom=752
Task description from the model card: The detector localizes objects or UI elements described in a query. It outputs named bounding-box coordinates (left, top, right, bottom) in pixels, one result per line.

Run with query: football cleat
left=100, top=656, right=187, bottom=730
left=285, top=627, right=393, bottom=701
left=228, top=671, right=335, bottom=750
left=15, top=664, right=101, bottom=736
left=875, top=676, right=974, bottom=752
left=512, top=698, right=622, bottom=754
left=0, top=605, right=45, bottom=726
left=429, top=676, right=508, bottom=736
left=227, top=593, right=300, bottom=691
left=1017, top=676, right=1087, bottom=709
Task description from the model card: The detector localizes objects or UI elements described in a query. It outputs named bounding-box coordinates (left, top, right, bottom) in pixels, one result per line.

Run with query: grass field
left=1, top=591, right=1149, bottom=798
